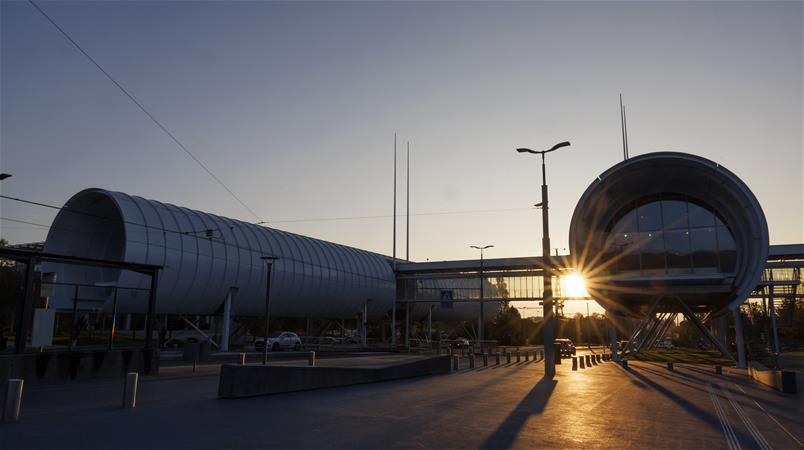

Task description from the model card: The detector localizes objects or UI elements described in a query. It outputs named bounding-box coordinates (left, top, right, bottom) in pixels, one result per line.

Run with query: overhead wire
left=0, top=193, right=539, bottom=278
left=27, top=0, right=263, bottom=223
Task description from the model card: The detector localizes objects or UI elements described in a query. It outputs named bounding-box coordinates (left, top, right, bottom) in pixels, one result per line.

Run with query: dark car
left=449, top=338, right=471, bottom=349
left=555, top=339, right=576, bottom=357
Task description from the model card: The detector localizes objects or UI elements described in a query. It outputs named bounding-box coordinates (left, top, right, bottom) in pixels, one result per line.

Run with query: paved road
left=2, top=354, right=801, bottom=449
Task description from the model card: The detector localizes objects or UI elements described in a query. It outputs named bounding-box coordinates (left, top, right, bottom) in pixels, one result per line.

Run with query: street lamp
left=516, top=140, right=570, bottom=379
left=470, top=244, right=493, bottom=346
left=260, top=256, right=279, bottom=365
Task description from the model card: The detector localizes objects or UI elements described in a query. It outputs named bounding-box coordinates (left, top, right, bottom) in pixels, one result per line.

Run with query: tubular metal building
left=42, top=188, right=486, bottom=321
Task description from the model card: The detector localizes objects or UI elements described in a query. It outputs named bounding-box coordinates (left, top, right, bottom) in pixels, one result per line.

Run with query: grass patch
left=630, top=347, right=732, bottom=365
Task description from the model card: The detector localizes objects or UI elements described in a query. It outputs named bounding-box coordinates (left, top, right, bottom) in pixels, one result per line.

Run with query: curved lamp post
left=470, top=244, right=493, bottom=345
left=516, top=141, right=570, bottom=379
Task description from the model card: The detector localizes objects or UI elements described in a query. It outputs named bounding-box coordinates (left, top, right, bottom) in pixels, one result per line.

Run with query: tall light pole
left=261, top=256, right=279, bottom=365
left=516, top=140, right=570, bottom=379
left=470, top=244, right=493, bottom=345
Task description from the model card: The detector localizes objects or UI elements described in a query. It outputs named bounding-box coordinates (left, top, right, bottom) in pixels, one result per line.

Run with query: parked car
left=656, top=340, right=674, bottom=350
left=555, top=338, right=576, bottom=357
left=254, top=331, right=302, bottom=352
left=449, top=338, right=471, bottom=349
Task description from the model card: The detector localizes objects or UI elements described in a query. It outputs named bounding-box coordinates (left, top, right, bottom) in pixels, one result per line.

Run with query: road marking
left=718, top=384, right=773, bottom=450
left=708, top=382, right=742, bottom=450
left=731, top=382, right=804, bottom=449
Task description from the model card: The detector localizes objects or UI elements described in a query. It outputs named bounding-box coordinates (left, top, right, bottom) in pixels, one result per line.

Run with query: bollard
left=238, top=353, right=246, bottom=365
left=715, top=365, right=722, bottom=375
left=580, top=356, right=585, bottom=369
left=506, top=352, right=511, bottom=364
left=483, top=353, right=489, bottom=367
left=621, top=359, right=628, bottom=369
left=525, top=351, right=530, bottom=362
left=572, top=357, right=578, bottom=371
left=308, top=351, right=316, bottom=367
left=666, top=361, right=673, bottom=371
left=453, top=355, right=459, bottom=371
left=516, top=351, right=521, bottom=363
left=2, top=379, right=24, bottom=422
left=596, top=354, right=601, bottom=363
left=469, top=354, right=475, bottom=369
left=122, top=372, right=138, bottom=409
left=586, top=355, right=591, bottom=366
left=495, top=352, right=500, bottom=365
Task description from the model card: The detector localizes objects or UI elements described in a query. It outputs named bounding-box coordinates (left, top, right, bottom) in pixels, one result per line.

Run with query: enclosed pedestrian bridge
left=395, top=245, right=803, bottom=311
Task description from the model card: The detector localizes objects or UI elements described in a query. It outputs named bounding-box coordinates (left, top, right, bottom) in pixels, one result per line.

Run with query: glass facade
left=603, top=197, right=737, bottom=276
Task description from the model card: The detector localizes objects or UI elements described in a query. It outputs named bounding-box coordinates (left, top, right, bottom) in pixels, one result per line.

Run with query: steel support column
left=732, top=307, right=746, bottom=369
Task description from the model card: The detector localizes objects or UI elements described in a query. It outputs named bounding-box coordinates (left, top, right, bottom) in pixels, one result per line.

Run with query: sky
left=2, top=1, right=802, bottom=316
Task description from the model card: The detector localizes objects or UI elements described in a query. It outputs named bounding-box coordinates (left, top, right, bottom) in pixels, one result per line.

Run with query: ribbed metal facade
left=44, top=188, right=397, bottom=319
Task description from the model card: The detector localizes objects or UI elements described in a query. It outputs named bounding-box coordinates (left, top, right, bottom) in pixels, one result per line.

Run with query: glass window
left=637, top=202, right=662, bottom=231
left=717, top=226, right=737, bottom=273
left=614, top=232, right=641, bottom=274
left=612, top=208, right=638, bottom=233
left=661, top=200, right=688, bottom=230
left=603, top=197, right=737, bottom=277
left=688, top=203, right=715, bottom=227
left=664, top=230, right=691, bottom=274
left=690, top=227, right=719, bottom=273
left=640, top=231, right=665, bottom=274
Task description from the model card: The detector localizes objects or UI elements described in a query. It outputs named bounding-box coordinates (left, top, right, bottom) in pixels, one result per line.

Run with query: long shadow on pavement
left=480, top=376, right=557, bottom=450
left=622, top=364, right=757, bottom=446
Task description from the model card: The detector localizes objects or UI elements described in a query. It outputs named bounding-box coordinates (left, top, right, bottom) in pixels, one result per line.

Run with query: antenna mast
left=620, top=94, right=630, bottom=160
left=393, top=133, right=397, bottom=269
left=406, top=141, right=410, bottom=262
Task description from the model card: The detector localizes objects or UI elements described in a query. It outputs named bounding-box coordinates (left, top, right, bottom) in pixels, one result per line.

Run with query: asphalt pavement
left=1, top=353, right=801, bottom=449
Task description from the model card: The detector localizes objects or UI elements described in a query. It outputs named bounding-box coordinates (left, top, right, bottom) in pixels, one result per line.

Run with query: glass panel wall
left=604, top=196, right=737, bottom=276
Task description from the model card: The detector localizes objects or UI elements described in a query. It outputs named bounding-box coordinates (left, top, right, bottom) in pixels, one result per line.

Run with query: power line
left=27, top=0, right=263, bottom=223
left=265, top=207, right=537, bottom=224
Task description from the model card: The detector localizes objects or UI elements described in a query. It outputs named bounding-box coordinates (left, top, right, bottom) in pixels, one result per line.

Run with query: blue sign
left=440, top=290, right=454, bottom=309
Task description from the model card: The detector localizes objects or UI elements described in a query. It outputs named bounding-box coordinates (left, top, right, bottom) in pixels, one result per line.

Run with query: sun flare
left=559, top=273, right=590, bottom=299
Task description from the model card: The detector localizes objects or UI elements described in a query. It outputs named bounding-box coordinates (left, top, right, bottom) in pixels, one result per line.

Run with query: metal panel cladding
left=43, top=188, right=396, bottom=319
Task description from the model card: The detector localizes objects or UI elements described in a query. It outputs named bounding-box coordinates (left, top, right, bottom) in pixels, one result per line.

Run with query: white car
left=254, top=331, right=302, bottom=352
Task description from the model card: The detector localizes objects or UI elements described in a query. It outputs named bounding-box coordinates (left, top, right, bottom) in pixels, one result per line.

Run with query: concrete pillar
left=732, top=307, right=746, bottom=369
left=768, top=290, right=780, bottom=354
left=404, top=303, right=410, bottom=348
left=609, top=313, right=619, bottom=361
left=122, top=373, right=138, bottom=409
left=2, top=379, right=23, bottom=422
left=391, top=302, right=396, bottom=347
left=221, top=289, right=234, bottom=352
left=716, top=315, right=729, bottom=350
left=427, top=306, right=433, bottom=345
left=361, top=301, right=368, bottom=346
